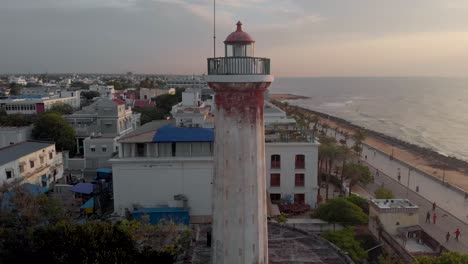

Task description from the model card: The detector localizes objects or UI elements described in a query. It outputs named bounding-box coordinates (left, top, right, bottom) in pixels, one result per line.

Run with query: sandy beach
left=269, top=94, right=468, bottom=192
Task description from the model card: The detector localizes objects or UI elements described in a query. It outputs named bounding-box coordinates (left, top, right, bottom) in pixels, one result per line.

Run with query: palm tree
left=337, top=145, right=352, bottom=196
left=352, top=129, right=367, bottom=157
left=342, top=163, right=373, bottom=196
left=319, top=144, right=340, bottom=201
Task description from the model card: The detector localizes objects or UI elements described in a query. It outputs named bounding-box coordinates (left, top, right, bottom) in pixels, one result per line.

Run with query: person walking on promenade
left=455, top=228, right=461, bottom=241
left=397, top=168, right=401, bottom=182
left=433, top=212, right=437, bottom=224
left=426, top=211, right=431, bottom=223
left=432, top=202, right=437, bottom=211
left=446, top=232, right=451, bottom=242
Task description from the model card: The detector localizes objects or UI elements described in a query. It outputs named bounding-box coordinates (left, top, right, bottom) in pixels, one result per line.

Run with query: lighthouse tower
left=206, top=21, right=274, bottom=264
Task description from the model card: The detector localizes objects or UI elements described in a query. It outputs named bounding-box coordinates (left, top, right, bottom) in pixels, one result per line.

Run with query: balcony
left=265, top=129, right=316, bottom=143
left=207, top=57, right=270, bottom=75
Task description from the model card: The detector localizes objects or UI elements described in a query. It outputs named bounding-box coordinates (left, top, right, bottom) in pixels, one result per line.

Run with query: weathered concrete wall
left=210, top=82, right=271, bottom=264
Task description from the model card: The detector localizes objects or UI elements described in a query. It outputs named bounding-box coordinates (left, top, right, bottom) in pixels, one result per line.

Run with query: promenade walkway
left=320, top=127, right=468, bottom=253
left=361, top=163, right=468, bottom=253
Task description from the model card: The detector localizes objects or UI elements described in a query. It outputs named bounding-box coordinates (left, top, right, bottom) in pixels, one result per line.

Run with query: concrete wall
left=0, top=126, right=33, bottom=148
left=83, top=137, right=117, bottom=169
left=0, top=145, right=63, bottom=188
left=111, top=158, right=213, bottom=217
left=369, top=206, right=420, bottom=236
left=266, top=142, right=319, bottom=207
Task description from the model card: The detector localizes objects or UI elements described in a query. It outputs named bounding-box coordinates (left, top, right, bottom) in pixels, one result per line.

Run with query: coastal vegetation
left=322, top=228, right=368, bottom=262
left=413, top=252, right=468, bottom=263
left=374, top=187, right=395, bottom=199
left=312, top=197, right=368, bottom=225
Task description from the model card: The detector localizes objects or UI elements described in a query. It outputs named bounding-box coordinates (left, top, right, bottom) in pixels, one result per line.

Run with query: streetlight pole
left=406, top=168, right=411, bottom=199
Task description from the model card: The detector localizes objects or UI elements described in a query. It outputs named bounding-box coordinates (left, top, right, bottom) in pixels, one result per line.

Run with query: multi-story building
left=165, top=75, right=207, bottom=89
left=0, top=92, right=81, bottom=115
left=111, top=121, right=214, bottom=223
left=64, top=98, right=140, bottom=171
left=0, top=141, right=64, bottom=190
left=89, top=85, right=115, bottom=99
left=110, top=106, right=319, bottom=221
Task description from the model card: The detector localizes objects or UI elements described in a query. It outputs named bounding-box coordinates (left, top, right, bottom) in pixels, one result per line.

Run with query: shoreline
left=268, top=93, right=310, bottom=101
left=270, top=98, right=468, bottom=192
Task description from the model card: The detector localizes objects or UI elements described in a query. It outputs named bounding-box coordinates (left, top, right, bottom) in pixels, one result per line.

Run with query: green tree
left=414, top=252, right=468, bottom=264
left=319, top=143, right=340, bottom=201
left=70, top=81, right=90, bottom=89
left=133, top=106, right=166, bottom=125
left=312, top=197, right=368, bottom=225
left=48, top=103, right=73, bottom=115
left=154, top=88, right=184, bottom=113
left=343, top=163, right=373, bottom=196
left=322, top=227, right=368, bottom=262
left=32, top=112, right=76, bottom=151
left=346, top=194, right=369, bottom=214
left=8, top=83, right=22, bottom=95
left=0, top=114, right=35, bottom=127
left=374, top=187, right=394, bottom=199
left=81, top=90, right=100, bottom=100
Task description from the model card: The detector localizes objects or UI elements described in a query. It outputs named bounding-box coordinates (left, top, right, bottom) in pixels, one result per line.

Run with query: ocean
left=269, top=77, right=468, bottom=161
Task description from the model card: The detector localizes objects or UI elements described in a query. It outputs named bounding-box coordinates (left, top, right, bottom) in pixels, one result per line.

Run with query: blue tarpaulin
left=152, top=125, right=214, bottom=142
left=95, top=168, right=112, bottom=180
left=80, top=197, right=94, bottom=209
left=96, top=168, right=112, bottom=174
left=132, top=207, right=190, bottom=225
left=69, top=182, right=94, bottom=194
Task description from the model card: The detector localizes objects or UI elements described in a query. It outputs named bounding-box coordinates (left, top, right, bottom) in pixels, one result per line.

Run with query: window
left=30, top=161, right=35, bottom=168
left=90, top=146, right=96, bottom=152
left=295, top=154, right=305, bottom=169
left=40, top=156, right=44, bottom=164
left=271, top=154, right=281, bottom=169
left=102, top=146, right=107, bottom=152
left=136, top=143, right=145, bottom=157
left=270, top=173, right=280, bottom=187
left=270, top=193, right=281, bottom=204
left=295, top=174, right=305, bottom=187
left=49, top=152, right=53, bottom=159
left=19, top=165, right=24, bottom=173
left=294, top=194, right=305, bottom=204
left=6, top=170, right=13, bottom=179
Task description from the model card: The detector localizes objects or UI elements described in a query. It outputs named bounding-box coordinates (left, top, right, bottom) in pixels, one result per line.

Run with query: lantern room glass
left=225, top=43, right=254, bottom=57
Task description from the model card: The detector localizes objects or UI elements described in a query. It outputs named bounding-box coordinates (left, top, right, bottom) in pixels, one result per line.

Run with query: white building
left=110, top=113, right=319, bottom=221
left=110, top=121, right=214, bottom=223
left=8, top=76, right=27, bottom=86
left=0, top=92, right=81, bottom=115
left=0, top=126, right=33, bottom=148
left=0, top=141, right=64, bottom=189
left=64, top=98, right=140, bottom=171
left=89, top=85, right=115, bottom=99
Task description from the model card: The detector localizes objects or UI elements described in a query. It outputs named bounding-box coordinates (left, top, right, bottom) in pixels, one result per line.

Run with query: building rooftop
left=190, top=223, right=352, bottom=264
left=370, top=199, right=418, bottom=209
left=153, top=126, right=213, bottom=143
left=0, top=141, right=54, bottom=166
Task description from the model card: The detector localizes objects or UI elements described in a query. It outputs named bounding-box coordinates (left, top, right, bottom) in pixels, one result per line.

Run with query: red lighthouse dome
left=224, top=21, right=255, bottom=44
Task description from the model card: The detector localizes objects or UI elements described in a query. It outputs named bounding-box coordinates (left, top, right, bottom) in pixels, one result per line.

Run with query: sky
left=1, top=0, right=468, bottom=77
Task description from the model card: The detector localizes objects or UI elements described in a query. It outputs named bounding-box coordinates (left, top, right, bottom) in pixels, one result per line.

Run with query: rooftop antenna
left=213, top=0, right=216, bottom=57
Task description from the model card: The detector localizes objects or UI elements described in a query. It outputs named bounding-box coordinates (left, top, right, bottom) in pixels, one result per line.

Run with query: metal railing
left=207, top=57, right=270, bottom=75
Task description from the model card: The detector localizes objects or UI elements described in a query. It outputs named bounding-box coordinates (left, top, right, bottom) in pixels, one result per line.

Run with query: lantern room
left=224, top=21, right=255, bottom=57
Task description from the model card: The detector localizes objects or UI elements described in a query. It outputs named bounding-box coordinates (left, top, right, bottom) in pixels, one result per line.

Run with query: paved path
left=361, top=163, right=468, bottom=253
left=319, top=126, right=468, bottom=253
